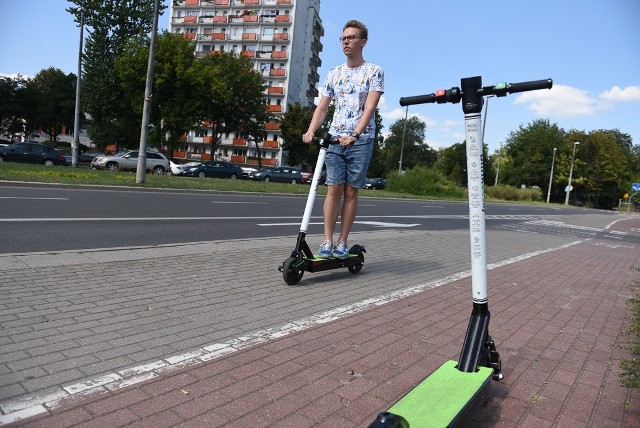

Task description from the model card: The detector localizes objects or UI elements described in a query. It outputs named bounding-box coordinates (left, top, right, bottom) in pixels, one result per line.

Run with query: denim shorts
left=325, top=142, right=373, bottom=189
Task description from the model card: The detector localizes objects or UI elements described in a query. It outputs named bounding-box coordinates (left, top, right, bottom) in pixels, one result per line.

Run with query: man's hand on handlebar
left=302, top=131, right=315, bottom=144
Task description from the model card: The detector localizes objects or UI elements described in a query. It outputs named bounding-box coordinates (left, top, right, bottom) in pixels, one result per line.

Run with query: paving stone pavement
left=1, top=213, right=639, bottom=427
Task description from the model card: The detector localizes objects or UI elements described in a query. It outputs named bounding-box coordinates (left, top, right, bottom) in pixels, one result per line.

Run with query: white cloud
left=512, top=84, right=640, bottom=118
left=512, top=84, right=596, bottom=118
left=599, top=85, right=640, bottom=102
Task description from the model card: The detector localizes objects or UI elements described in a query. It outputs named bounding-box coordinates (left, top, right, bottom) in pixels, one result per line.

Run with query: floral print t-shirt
left=320, top=61, right=384, bottom=144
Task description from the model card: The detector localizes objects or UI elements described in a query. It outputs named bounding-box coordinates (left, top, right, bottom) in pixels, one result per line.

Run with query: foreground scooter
left=279, top=133, right=366, bottom=286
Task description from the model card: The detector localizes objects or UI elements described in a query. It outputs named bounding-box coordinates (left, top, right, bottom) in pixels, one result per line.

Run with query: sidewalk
left=1, top=214, right=639, bottom=427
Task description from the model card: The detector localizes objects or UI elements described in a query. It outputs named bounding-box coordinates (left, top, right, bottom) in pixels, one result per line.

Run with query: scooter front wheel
left=282, top=257, right=304, bottom=285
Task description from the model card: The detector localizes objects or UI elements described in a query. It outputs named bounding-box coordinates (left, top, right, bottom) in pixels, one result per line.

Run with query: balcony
left=269, top=68, right=286, bottom=77
left=243, top=15, right=259, bottom=23
left=267, top=86, right=284, bottom=95
left=233, top=138, right=248, bottom=146
left=241, top=50, right=255, bottom=58
left=274, top=15, right=290, bottom=23
left=186, top=0, right=199, bottom=4
left=183, top=32, right=197, bottom=39
left=231, top=155, right=245, bottom=163
left=200, top=15, right=228, bottom=24
left=271, top=50, right=287, bottom=59
left=263, top=140, right=279, bottom=148
left=245, top=0, right=260, bottom=4
left=267, top=105, right=282, bottom=113
left=265, top=122, right=280, bottom=131
left=242, top=32, right=257, bottom=40
left=211, top=32, right=226, bottom=40
left=184, top=16, right=197, bottom=23
left=273, top=33, right=289, bottom=41
left=214, top=0, right=229, bottom=5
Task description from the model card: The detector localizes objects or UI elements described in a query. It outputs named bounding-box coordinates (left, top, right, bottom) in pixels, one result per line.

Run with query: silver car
left=91, top=151, right=169, bottom=175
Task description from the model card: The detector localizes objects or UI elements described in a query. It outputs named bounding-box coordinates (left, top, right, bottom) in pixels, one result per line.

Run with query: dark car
left=78, top=151, right=104, bottom=165
left=0, top=142, right=67, bottom=166
left=365, top=177, right=388, bottom=190
left=182, top=160, right=243, bottom=179
left=249, top=166, right=303, bottom=184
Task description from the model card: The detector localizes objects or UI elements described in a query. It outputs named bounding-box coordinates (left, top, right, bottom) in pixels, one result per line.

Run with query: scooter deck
left=305, top=253, right=362, bottom=273
left=385, top=360, right=492, bottom=427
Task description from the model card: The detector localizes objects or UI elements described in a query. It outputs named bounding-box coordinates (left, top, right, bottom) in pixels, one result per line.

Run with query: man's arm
left=303, top=96, right=331, bottom=143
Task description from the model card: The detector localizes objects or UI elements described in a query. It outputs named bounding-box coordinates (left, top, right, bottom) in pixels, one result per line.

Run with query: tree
left=67, top=0, right=165, bottom=149
left=193, top=52, right=266, bottom=158
left=0, top=75, right=28, bottom=141
left=25, top=68, right=76, bottom=143
left=116, top=32, right=202, bottom=151
left=380, top=116, right=435, bottom=175
left=500, top=119, right=566, bottom=189
left=280, top=102, right=316, bottom=167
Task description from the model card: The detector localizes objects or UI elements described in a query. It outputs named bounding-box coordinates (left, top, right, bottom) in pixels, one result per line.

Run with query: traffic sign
left=632, top=183, right=640, bottom=191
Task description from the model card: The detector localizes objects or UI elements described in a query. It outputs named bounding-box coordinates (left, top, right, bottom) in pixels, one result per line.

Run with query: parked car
left=365, top=177, right=388, bottom=190
left=241, top=167, right=258, bottom=179
left=91, top=150, right=169, bottom=175
left=182, top=161, right=243, bottom=179
left=300, top=171, right=312, bottom=184
left=0, top=142, right=67, bottom=166
left=169, top=160, right=201, bottom=176
left=78, top=151, right=104, bottom=165
left=249, top=166, right=303, bottom=184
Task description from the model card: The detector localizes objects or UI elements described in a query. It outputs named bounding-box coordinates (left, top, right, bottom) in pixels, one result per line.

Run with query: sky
left=1, top=0, right=639, bottom=153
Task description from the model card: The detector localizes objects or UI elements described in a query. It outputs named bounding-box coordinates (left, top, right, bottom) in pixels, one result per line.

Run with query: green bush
left=386, top=167, right=465, bottom=199
left=486, top=185, right=543, bottom=202
left=621, top=272, right=640, bottom=390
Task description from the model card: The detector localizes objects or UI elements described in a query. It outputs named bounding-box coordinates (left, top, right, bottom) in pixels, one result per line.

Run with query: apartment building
left=169, top=0, right=323, bottom=167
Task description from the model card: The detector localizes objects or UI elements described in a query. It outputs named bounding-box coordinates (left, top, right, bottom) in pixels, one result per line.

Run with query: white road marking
left=0, top=240, right=583, bottom=423
left=0, top=197, right=68, bottom=200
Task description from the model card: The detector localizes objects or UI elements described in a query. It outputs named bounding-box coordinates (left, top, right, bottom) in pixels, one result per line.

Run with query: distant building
left=169, top=0, right=324, bottom=167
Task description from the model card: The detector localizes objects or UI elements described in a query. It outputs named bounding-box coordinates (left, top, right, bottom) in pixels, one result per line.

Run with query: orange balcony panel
left=211, top=33, right=226, bottom=40
left=180, top=135, right=188, bottom=142
left=231, top=155, right=245, bottom=163
left=275, top=15, right=290, bottom=23
left=263, top=140, right=279, bottom=148
left=267, top=105, right=282, bottom=113
left=242, top=32, right=257, bottom=40
left=183, top=32, right=197, bottom=39
left=203, top=136, right=213, bottom=143
left=184, top=16, right=197, bottom=23
left=276, top=0, right=292, bottom=4
left=214, top=0, right=229, bottom=5
left=173, top=151, right=186, bottom=158
left=267, top=87, right=284, bottom=94
left=243, top=15, right=258, bottom=23
left=233, top=138, right=247, bottom=146
left=213, top=16, right=228, bottom=23
left=269, top=68, right=285, bottom=77
left=245, top=0, right=260, bottom=4
left=209, top=50, right=223, bottom=55
left=241, top=50, right=255, bottom=57
left=263, top=158, right=277, bottom=166
left=271, top=51, right=287, bottom=59
left=265, top=122, right=281, bottom=130
left=186, top=0, right=199, bottom=4
left=274, top=33, right=289, bottom=41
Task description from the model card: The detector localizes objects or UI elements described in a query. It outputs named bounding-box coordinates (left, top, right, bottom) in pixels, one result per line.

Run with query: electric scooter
left=369, top=77, right=553, bottom=427
left=279, top=133, right=366, bottom=286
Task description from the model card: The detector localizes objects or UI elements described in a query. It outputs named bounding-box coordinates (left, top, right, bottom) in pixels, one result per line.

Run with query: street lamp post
left=546, top=147, right=557, bottom=203
left=564, top=142, right=579, bottom=205
left=399, top=105, right=408, bottom=173
left=71, top=9, right=84, bottom=167
left=494, top=142, right=502, bottom=187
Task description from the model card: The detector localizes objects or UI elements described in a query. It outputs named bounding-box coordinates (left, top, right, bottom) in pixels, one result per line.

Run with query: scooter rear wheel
left=283, top=257, right=304, bottom=285
left=348, top=252, right=364, bottom=274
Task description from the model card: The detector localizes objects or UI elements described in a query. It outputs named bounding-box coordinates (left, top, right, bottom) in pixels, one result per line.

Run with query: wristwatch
left=350, top=131, right=360, bottom=140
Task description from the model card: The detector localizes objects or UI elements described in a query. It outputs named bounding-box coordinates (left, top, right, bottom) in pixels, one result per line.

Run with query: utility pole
left=546, top=147, right=557, bottom=203
left=564, top=142, right=579, bottom=205
left=136, top=0, right=160, bottom=184
left=399, top=105, right=408, bottom=173
left=72, top=9, right=84, bottom=167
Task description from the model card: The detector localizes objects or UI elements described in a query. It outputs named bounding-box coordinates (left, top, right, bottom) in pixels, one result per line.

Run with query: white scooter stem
left=300, top=143, right=328, bottom=233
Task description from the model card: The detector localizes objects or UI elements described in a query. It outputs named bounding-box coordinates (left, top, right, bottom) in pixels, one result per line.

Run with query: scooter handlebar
left=400, top=78, right=553, bottom=106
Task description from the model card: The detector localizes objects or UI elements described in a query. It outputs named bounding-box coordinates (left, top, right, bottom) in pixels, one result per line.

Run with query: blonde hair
left=343, top=20, right=368, bottom=40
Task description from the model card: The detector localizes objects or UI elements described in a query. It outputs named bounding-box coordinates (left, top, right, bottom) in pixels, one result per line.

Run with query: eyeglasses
left=339, top=35, right=362, bottom=43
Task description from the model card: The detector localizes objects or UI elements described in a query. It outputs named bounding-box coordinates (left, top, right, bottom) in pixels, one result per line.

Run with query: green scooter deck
left=387, top=360, right=492, bottom=427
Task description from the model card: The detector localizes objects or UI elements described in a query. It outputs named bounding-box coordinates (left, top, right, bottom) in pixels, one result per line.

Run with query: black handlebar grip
left=508, top=79, right=553, bottom=94
left=399, top=93, right=436, bottom=106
